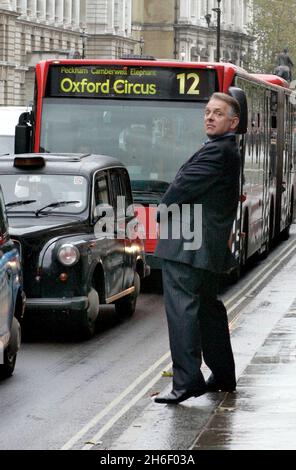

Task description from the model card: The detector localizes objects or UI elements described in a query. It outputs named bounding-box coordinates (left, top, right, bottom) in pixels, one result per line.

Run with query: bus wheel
left=240, top=220, right=249, bottom=269
left=280, top=224, right=290, bottom=241
left=115, top=273, right=140, bottom=317
left=260, top=206, right=274, bottom=259
left=280, top=198, right=293, bottom=241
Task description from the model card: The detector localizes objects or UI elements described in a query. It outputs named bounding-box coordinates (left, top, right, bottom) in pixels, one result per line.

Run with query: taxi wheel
left=115, top=272, right=140, bottom=317
left=79, top=288, right=99, bottom=340
left=0, top=348, right=17, bottom=379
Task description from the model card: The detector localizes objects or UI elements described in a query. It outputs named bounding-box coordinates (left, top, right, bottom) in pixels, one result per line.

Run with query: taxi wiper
left=35, top=200, right=80, bottom=216
left=5, top=199, right=37, bottom=212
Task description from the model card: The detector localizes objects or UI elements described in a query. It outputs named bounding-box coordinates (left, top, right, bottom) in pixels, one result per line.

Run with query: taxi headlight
left=57, top=244, right=80, bottom=266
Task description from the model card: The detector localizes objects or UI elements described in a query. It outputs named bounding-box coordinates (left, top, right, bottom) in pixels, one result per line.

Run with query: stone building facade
left=0, top=0, right=135, bottom=105
left=132, top=0, right=253, bottom=66
left=84, top=0, right=135, bottom=59
left=0, top=0, right=85, bottom=105
left=0, top=0, right=253, bottom=106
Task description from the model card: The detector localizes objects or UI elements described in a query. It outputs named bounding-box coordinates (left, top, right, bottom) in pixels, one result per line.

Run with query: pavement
left=192, top=301, right=296, bottom=450
left=193, top=240, right=296, bottom=450
left=193, top=296, right=296, bottom=450
left=98, top=234, right=296, bottom=451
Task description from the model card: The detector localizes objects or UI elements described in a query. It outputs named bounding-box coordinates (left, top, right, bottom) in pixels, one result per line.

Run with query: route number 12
left=176, top=73, right=200, bottom=95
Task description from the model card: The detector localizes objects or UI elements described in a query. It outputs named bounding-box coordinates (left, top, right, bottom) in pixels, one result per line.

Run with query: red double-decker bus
left=15, top=59, right=296, bottom=271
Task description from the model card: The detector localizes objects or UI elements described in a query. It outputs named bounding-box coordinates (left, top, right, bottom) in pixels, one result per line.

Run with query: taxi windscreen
left=0, top=174, right=88, bottom=214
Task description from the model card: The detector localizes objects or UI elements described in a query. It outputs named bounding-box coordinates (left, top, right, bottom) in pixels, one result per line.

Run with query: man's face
left=204, top=98, right=239, bottom=137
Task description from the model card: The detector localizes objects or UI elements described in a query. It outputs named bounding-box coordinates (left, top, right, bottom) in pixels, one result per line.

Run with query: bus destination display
left=46, top=65, right=217, bottom=101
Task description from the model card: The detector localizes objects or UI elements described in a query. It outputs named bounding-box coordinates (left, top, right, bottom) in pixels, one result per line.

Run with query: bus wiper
left=133, top=190, right=164, bottom=195
left=5, top=199, right=37, bottom=211
left=131, top=180, right=170, bottom=193
left=35, top=200, right=80, bottom=216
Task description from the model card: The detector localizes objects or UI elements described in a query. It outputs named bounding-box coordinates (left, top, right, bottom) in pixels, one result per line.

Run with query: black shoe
left=206, top=375, right=236, bottom=392
left=154, top=388, right=206, bottom=404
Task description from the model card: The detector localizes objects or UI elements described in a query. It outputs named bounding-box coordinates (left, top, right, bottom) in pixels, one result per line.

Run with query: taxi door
left=116, top=169, right=138, bottom=291
left=93, top=171, right=124, bottom=298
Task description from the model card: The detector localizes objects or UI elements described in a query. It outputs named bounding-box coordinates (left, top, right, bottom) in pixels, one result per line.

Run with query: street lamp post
left=212, top=0, right=222, bottom=62
left=80, top=27, right=88, bottom=59
left=139, top=36, right=144, bottom=56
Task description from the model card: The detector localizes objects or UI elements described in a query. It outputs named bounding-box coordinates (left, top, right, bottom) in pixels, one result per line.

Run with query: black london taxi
left=0, top=153, right=149, bottom=339
left=0, top=184, right=25, bottom=378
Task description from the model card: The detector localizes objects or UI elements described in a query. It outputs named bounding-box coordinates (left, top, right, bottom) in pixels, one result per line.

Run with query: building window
left=46, top=0, right=54, bottom=21
left=191, top=0, right=197, bottom=17
left=21, top=32, right=26, bottom=64
left=16, top=0, right=25, bottom=14
left=231, top=1, right=235, bottom=23
left=55, top=0, right=62, bottom=22
left=242, top=0, right=248, bottom=27
left=27, top=0, right=33, bottom=16
left=79, top=0, right=86, bottom=26
left=37, top=0, right=45, bottom=19
left=31, top=34, right=36, bottom=51
left=64, top=0, right=72, bottom=24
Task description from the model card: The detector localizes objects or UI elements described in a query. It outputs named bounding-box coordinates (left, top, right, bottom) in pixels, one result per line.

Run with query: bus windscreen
left=40, top=98, right=206, bottom=192
left=46, top=65, right=217, bottom=101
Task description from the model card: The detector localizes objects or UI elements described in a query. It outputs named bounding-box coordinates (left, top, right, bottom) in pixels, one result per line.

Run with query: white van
left=0, top=106, right=27, bottom=155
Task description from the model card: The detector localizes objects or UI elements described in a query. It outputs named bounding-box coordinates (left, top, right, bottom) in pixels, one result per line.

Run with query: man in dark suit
left=154, top=92, right=241, bottom=404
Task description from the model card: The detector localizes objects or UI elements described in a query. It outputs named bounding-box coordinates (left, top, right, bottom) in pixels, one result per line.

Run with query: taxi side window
left=95, top=174, right=109, bottom=205
left=110, top=171, right=121, bottom=202
left=120, top=169, right=133, bottom=208
left=110, top=170, right=126, bottom=217
left=93, top=173, right=110, bottom=218
left=109, top=169, right=133, bottom=213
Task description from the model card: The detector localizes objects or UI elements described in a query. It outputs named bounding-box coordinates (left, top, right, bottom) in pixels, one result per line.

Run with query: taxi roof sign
left=14, top=155, right=45, bottom=169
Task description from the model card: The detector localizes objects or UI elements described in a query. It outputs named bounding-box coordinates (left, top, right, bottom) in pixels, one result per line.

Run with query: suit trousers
left=162, top=259, right=236, bottom=391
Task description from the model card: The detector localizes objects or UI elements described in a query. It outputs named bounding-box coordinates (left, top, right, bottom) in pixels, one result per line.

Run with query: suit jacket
left=155, top=134, right=241, bottom=273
